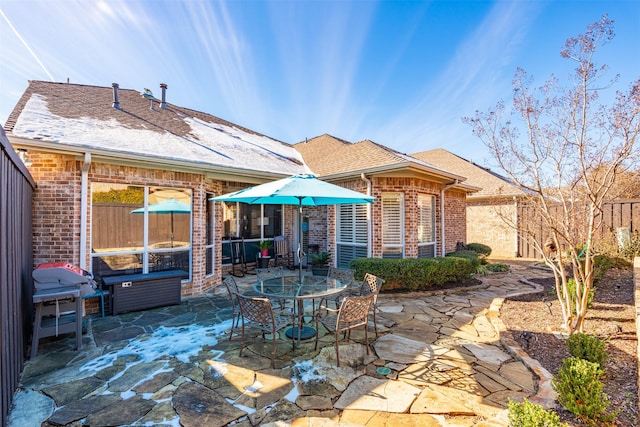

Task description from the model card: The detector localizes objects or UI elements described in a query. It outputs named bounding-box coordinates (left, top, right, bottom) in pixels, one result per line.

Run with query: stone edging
left=487, top=278, right=558, bottom=409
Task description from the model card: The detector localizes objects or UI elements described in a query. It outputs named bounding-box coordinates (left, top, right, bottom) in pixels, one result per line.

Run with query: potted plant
left=310, top=251, right=330, bottom=276
left=256, top=240, right=270, bottom=257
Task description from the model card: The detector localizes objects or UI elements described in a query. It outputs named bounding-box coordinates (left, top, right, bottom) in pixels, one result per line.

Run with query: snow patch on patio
left=81, top=321, right=232, bottom=373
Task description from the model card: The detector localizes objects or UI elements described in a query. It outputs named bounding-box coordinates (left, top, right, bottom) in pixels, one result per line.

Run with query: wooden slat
left=0, top=129, right=35, bottom=426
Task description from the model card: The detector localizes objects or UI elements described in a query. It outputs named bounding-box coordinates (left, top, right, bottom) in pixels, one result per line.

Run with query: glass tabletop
left=254, top=275, right=348, bottom=300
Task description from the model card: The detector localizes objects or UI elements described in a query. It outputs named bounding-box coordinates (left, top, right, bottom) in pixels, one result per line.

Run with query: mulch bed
left=500, top=266, right=639, bottom=426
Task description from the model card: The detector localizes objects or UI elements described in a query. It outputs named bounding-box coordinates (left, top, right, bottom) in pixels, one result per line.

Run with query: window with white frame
left=205, top=194, right=215, bottom=276
left=382, top=192, right=404, bottom=258
left=417, top=194, right=436, bottom=258
left=90, top=183, right=192, bottom=282
left=336, top=203, right=368, bottom=267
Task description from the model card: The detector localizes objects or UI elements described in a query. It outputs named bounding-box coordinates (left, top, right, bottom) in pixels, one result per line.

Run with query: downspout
left=361, top=173, right=372, bottom=257
left=440, top=179, right=458, bottom=257
left=80, top=152, right=91, bottom=270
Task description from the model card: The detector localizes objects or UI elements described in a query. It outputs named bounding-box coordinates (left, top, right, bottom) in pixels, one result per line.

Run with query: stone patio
left=8, top=262, right=555, bottom=426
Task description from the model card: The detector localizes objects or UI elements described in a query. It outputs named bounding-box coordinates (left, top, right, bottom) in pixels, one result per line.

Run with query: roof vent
left=142, top=88, right=156, bottom=110
left=112, top=83, right=120, bottom=109
left=160, top=83, right=167, bottom=109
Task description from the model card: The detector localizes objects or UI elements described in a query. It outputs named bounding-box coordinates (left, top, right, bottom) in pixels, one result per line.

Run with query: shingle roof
left=294, top=134, right=473, bottom=187
left=5, top=81, right=309, bottom=178
left=411, top=148, right=524, bottom=199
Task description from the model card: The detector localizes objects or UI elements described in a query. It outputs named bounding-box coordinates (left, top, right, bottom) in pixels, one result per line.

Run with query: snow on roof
left=12, top=92, right=310, bottom=176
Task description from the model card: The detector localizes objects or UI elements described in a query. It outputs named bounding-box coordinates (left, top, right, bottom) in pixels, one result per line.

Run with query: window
left=205, top=193, right=214, bottom=276
left=222, top=203, right=282, bottom=240
left=336, top=203, right=368, bottom=267
left=220, top=202, right=283, bottom=265
left=382, top=192, right=404, bottom=258
left=417, top=194, right=436, bottom=258
left=90, top=184, right=192, bottom=282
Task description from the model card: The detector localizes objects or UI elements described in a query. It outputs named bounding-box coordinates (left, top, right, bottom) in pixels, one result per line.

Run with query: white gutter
left=440, top=179, right=458, bottom=257
left=361, top=173, right=373, bottom=257
left=80, top=152, right=91, bottom=269
left=8, top=136, right=301, bottom=183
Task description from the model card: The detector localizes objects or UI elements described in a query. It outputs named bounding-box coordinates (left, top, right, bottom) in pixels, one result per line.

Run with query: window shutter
left=382, top=193, right=404, bottom=258
left=336, top=203, right=368, bottom=266
left=417, top=194, right=436, bottom=258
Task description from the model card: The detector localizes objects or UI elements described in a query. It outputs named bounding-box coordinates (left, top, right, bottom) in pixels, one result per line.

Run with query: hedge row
left=349, top=256, right=476, bottom=292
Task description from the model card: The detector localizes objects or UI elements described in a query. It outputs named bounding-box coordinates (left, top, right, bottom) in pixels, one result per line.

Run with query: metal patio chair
left=255, top=266, right=289, bottom=309
left=359, top=273, right=384, bottom=338
left=314, top=293, right=374, bottom=367
left=235, top=293, right=295, bottom=368
left=222, top=276, right=242, bottom=340
left=255, top=266, right=284, bottom=281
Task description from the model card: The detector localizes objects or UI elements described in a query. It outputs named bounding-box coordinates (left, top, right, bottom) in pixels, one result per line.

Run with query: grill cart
left=30, top=262, right=95, bottom=359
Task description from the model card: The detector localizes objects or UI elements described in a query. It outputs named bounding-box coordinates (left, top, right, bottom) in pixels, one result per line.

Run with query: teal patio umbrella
left=211, top=174, right=375, bottom=280
left=131, top=198, right=191, bottom=248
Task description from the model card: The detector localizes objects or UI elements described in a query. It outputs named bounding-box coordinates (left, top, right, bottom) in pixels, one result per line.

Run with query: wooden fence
left=518, top=199, right=640, bottom=259
left=0, top=127, right=35, bottom=426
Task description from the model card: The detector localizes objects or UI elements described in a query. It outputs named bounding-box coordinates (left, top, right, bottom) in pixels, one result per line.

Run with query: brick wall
left=306, top=176, right=468, bottom=260
left=467, top=199, right=518, bottom=258
left=27, top=152, right=226, bottom=312
left=28, top=153, right=82, bottom=267
left=443, top=188, right=467, bottom=255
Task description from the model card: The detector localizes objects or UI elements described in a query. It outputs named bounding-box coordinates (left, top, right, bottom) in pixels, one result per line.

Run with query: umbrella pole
left=298, top=200, right=303, bottom=282
left=170, top=211, right=174, bottom=248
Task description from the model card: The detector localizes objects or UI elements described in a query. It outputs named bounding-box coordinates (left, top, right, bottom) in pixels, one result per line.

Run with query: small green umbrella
left=131, top=198, right=191, bottom=247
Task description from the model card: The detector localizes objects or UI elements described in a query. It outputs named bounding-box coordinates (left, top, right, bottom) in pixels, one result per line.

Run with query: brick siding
left=305, top=176, right=467, bottom=260
left=27, top=151, right=225, bottom=313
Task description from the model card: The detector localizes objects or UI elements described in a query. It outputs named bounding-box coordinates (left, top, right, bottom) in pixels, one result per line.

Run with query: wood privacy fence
left=517, top=199, right=640, bottom=259
left=0, top=127, right=35, bottom=426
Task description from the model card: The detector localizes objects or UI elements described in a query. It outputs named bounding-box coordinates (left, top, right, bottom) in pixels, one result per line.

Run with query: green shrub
left=508, top=398, right=567, bottom=427
left=445, top=249, right=482, bottom=268
left=552, top=357, right=615, bottom=425
left=567, top=333, right=607, bottom=367
left=349, top=257, right=476, bottom=292
left=465, top=242, right=492, bottom=257
left=485, top=263, right=509, bottom=272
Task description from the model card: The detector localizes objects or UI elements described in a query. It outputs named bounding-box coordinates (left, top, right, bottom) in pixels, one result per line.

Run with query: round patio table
left=253, top=275, right=349, bottom=344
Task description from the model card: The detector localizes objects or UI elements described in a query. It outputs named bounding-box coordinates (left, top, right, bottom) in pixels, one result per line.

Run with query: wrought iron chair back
left=322, top=267, right=356, bottom=309
left=327, top=267, right=355, bottom=285
left=360, top=273, right=385, bottom=337
left=314, top=293, right=374, bottom=367
left=255, top=266, right=284, bottom=281
left=222, top=276, right=241, bottom=340
left=235, top=293, right=294, bottom=367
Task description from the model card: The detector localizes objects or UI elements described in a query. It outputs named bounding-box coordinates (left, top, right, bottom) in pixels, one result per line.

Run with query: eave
left=8, top=135, right=291, bottom=184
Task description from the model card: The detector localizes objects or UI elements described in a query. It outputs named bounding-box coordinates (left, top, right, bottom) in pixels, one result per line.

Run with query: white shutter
left=418, top=194, right=436, bottom=258
left=337, top=203, right=368, bottom=266
left=382, top=193, right=404, bottom=258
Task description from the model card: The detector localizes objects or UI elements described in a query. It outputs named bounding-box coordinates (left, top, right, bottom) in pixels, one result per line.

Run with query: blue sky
left=1, top=0, right=638, bottom=167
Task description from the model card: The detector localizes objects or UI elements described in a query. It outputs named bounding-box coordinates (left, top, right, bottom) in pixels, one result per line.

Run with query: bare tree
left=464, top=15, right=640, bottom=334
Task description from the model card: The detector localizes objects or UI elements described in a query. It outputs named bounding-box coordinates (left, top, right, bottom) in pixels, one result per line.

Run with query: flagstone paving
left=8, top=262, right=555, bottom=426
